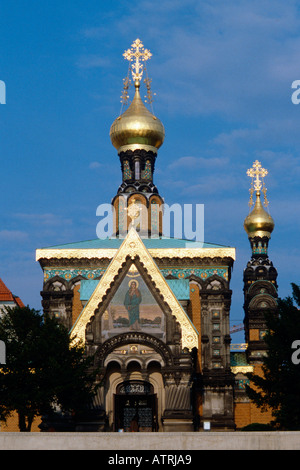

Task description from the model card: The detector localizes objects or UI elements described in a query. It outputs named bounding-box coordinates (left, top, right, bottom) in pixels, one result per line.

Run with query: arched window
left=141, top=160, right=152, bottom=180
left=123, top=160, right=132, bottom=180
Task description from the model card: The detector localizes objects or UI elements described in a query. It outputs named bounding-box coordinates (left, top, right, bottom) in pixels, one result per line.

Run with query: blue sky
left=1, top=0, right=300, bottom=343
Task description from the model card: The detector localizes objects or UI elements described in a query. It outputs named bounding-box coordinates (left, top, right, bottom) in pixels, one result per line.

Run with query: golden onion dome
left=110, top=81, right=165, bottom=154
left=244, top=191, right=275, bottom=238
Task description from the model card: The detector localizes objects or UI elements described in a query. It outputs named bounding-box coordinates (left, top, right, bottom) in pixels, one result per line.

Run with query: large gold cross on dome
left=123, top=39, right=152, bottom=82
left=247, top=160, right=268, bottom=191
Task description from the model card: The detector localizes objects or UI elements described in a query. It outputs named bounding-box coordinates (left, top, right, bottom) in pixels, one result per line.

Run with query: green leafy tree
left=246, top=283, right=300, bottom=430
left=0, top=306, right=98, bottom=431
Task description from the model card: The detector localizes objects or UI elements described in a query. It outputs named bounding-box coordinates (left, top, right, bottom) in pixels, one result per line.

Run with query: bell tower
left=109, top=39, right=165, bottom=238
left=243, top=160, right=278, bottom=364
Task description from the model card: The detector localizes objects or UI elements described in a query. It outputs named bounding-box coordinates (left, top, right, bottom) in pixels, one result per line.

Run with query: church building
left=35, top=39, right=278, bottom=432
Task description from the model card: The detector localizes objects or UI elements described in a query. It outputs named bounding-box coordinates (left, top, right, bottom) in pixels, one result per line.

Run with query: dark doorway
left=114, top=381, right=158, bottom=432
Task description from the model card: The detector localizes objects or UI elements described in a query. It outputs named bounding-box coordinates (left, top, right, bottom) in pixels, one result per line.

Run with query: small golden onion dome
left=244, top=191, right=275, bottom=238
left=110, top=81, right=165, bottom=154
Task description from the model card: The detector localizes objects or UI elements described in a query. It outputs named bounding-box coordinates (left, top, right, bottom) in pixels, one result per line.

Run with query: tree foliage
left=0, top=306, right=98, bottom=431
left=246, top=283, right=300, bottom=430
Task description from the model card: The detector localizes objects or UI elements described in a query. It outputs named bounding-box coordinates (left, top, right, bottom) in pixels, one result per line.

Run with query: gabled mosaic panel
left=101, top=263, right=166, bottom=343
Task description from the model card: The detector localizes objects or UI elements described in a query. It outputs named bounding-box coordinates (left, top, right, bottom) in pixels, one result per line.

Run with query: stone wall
left=0, top=431, right=299, bottom=450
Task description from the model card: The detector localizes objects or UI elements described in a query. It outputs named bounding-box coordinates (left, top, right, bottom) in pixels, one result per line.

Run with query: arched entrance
left=114, top=380, right=158, bottom=432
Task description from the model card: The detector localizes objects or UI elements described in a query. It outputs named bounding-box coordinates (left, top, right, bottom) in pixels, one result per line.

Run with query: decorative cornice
left=36, top=247, right=236, bottom=261
left=36, top=249, right=117, bottom=260
left=231, top=365, right=253, bottom=374
left=42, top=266, right=229, bottom=282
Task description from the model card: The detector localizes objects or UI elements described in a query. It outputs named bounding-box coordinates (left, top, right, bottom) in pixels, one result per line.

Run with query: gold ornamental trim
left=70, top=227, right=199, bottom=350
left=36, top=246, right=235, bottom=261
left=118, top=144, right=158, bottom=154
left=148, top=247, right=235, bottom=260
left=231, top=366, right=253, bottom=374
left=123, top=38, right=152, bottom=83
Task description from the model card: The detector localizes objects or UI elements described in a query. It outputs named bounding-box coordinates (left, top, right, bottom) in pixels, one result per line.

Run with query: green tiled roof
left=80, top=280, right=98, bottom=301
left=42, top=236, right=232, bottom=250
left=166, top=279, right=190, bottom=300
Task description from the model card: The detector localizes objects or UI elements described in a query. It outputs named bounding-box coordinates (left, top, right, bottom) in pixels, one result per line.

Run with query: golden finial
left=144, top=77, right=156, bottom=106
left=110, top=39, right=164, bottom=154
left=123, top=38, right=152, bottom=85
left=244, top=160, right=274, bottom=240
left=120, top=76, right=131, bottom=106
left=247, top=160, right=269, bottom=208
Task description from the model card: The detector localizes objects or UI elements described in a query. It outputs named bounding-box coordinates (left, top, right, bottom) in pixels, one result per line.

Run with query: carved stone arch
left=95, top=332, right=174, bottom=369
left=125, top=186, right=136, bottom=193
left=254, top=266, right=268, bottom=278
left=69, top=274, right=87, bottom=290
left=268, top=266, right=278, bottom=281
left=128, top=193, right=148, bottom=207
left=203, top=274, right=227, bottom=291
left=248, top=280, right=277, bottom=298
left=126, top=359, right=143, bottom=370
left=146, top=360, right=162, bottom=371
left=127, top=194, right=149, bottom=234
left=244, top=266, right=256, bottom=280
left=139, top=185, right=151, bottom=192
left=188, top=275, right=204, bottom=290
left=248, top=293, right=278, bottom=311
left=149, top=194, right=163, bottom=236
left=112, top=194, right=128, bottom=235
left=105, top=358, right=122, bottom=369
left=44, top=275, right=68, bottom=292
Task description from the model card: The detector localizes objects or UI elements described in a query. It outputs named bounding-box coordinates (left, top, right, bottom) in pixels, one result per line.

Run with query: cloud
left=0, top=230, right=28, bottom=241
left=184, top=174, right=242, bottom=196
left=168, top=156, right=228, bottom=170
left=76, top=55, right=111, bottom=69
left=113, top=0, right=300, bottom=120
left=89, top=161, right=102, bottom=169
left=14, top=213, right=73, bottom=227
left=80, top=26, right=107, bottom=39
left=75, top=0, right=300, bottom=125
left=213, top=118, right=300, bottom=148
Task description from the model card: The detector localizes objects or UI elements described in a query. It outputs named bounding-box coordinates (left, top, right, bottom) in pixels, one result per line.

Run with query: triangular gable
left=70, top=227, right=198, bottom=350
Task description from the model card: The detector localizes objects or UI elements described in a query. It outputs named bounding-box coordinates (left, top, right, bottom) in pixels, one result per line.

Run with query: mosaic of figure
left=101, top=266, right=165, bottom=342
left=124, top=280, right=142, bottom=329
